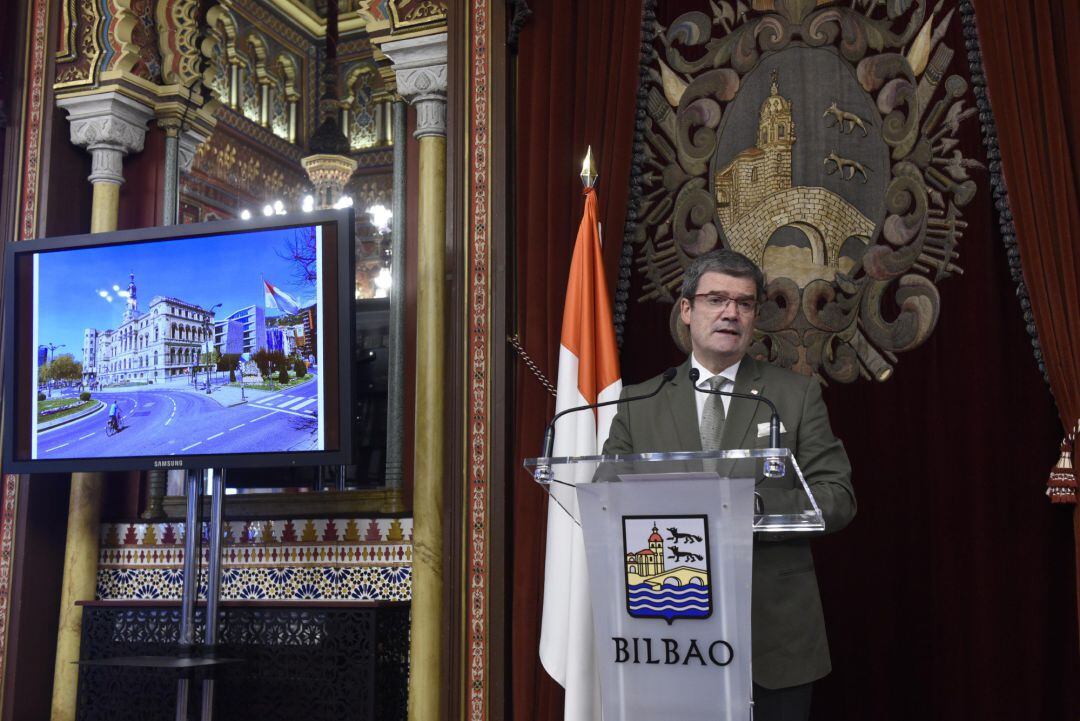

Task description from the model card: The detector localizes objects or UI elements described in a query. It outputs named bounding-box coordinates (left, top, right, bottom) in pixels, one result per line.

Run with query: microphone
left=538, top=366, right=678, bottom=465
left=688, top=367, right=785, bottom=478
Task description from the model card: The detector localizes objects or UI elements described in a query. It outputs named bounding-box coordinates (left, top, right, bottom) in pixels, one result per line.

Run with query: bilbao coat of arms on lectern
left=622, top=516, right=713, bottom=624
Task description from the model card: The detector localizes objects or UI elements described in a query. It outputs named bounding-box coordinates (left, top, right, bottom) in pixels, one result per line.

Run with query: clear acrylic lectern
left=525, top=449, right=824, bottom=721
left=525, top=448, right=825, bottom=532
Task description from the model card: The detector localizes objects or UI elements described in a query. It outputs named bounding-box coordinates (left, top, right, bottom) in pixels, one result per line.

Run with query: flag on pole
left=539, top=185, right=622, bottom=721
left=263, top=278, right=300, bottom=315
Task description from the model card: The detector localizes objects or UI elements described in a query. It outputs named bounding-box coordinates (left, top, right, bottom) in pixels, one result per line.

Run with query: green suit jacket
left=601, top=356, right=856, bottom=689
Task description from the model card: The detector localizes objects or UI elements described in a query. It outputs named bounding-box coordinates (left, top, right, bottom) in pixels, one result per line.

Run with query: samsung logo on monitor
left=154, top=460, right=184, bottom=468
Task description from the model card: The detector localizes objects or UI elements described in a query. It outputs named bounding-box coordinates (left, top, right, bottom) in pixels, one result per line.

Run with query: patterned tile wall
left=98, top=518, right=412, bottom=603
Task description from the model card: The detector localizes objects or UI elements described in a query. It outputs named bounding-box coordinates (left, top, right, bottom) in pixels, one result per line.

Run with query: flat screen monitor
left=2, top=209, right=354, bottom=472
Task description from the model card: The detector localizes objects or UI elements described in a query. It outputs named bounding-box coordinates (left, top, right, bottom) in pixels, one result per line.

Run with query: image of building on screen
left=35, top=226, right=324, bottom=460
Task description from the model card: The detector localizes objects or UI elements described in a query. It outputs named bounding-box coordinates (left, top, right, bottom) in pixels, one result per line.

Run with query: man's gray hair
left=679, top=249, right=766, bottom=302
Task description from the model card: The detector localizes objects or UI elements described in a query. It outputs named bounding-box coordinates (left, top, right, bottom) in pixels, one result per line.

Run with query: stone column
left=159, top=117, right=182, bottom=226
left=156, top=112, right=209, bottom=228
left=382, top=33, right=447, bottom=721
left=385, top=98, right=407, bottom=498
left=57, top=91, right=154, bottom=233
left=51, top=90, right=152, bottom=721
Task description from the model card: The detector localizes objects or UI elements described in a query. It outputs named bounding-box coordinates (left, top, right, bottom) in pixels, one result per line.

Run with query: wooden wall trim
left=445, top=2, right=466, bottom=720
left=485, top=0, right=510, bottom=718
left=453, top=0, right=511, bottom=719
left=17, top=0, right=58, bottom=240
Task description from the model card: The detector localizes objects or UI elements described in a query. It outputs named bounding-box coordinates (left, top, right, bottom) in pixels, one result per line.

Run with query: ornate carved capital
left=58, top=91, right=154, bottom=185
left=158, top=116, right=183, bottom=138
left=394, top=63, right=447, bottom=99
left=382, top=33, right=447, bottom=139
left=178, top=126, right=210, bottom=173
left=156, top=89, right=219, bottom=155
left=301, top=154, right=360, bottom=208
left=68, top=112, right=150, bottom=154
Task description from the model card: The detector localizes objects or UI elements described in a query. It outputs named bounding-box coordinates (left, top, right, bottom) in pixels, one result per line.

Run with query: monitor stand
left=81, top=469, right=234, bottom=720
left=177, top=468, right=229, bottom=721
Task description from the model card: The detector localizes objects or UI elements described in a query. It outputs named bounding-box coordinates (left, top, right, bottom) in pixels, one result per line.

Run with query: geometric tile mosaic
left=97, top=517, right=412, bottom=603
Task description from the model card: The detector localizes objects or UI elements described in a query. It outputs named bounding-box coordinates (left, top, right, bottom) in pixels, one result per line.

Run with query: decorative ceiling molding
left=156, top=0, right=201, bottom=86
left=54, top=0, right=101, bottom=87
left=359, top=0, right=447, bottom=42
left=215, top=103, right=304, bottom=161
left=54, top=0, right=164, bottom=90
left=266, top=0, right=368, bottom=37
left=189, top=119, right=312, bottom=209
left=56, top=70, right=217, bottom=140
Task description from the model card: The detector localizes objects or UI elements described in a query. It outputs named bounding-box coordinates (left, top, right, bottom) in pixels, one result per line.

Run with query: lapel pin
left=750, top=389, right=759, bottom=395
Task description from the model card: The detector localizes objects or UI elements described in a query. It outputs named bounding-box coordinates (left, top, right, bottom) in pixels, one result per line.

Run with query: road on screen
left=35, top=375, right=319, bottom=460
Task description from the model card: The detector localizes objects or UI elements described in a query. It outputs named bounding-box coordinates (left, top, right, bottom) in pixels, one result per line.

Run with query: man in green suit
left=602, top=249, right=856, bottom=721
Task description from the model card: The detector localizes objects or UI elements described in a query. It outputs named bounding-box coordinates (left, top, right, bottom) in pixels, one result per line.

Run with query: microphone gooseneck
left=539, top=366, right=678, bottom=460
left=688, top=366, right=785, bottom=478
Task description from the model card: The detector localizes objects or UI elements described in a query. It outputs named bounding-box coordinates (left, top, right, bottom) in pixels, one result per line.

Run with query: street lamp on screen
left=203, top=303, right=222, bottom=394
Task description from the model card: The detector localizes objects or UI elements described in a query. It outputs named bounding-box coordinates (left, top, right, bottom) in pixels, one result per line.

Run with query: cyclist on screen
left=108, top=401, right=122, bottom=432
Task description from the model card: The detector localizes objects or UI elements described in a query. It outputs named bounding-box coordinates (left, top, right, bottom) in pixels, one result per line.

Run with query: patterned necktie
left=700, top=375, right=726, bottom=451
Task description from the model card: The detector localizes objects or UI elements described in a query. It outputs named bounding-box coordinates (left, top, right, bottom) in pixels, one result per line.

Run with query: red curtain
left=611, top=4, right=1080, bottom=716
left=974, top=0, right=1080, bottom=639
left=511, top=1, right=1080, bottom=719
left=510, top=0, right=644, bottom=717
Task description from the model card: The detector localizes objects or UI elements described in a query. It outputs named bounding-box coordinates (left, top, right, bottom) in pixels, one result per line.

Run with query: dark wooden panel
left=76, top=604, right=409, bottom=721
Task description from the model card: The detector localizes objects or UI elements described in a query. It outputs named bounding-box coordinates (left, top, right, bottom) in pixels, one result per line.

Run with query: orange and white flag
left=539, top=186, right=622, bottom=721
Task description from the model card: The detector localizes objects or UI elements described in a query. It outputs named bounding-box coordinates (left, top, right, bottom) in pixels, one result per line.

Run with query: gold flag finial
left=580, top=145, right=598, bottom=189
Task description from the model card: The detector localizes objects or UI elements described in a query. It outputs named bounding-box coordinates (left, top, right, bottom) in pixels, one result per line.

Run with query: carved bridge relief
left=724, top=187, right=874, bottom=280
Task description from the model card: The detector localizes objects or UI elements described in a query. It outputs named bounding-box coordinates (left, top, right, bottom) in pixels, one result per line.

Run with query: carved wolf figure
left=823, top=101, right=869, bottom=136
left=824, top=152, right=871, bottom=183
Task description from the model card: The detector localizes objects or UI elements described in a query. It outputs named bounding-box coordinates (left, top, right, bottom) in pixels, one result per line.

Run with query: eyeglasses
left=692, top=293, right=758, bottom=314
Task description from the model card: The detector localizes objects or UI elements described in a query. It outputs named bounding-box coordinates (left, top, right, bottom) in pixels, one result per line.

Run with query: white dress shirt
left=691, top=354, right=741, bottom=424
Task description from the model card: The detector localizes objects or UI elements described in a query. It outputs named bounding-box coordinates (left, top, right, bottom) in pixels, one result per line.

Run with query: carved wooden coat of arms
left=630, top=0, right=982, bottom=382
